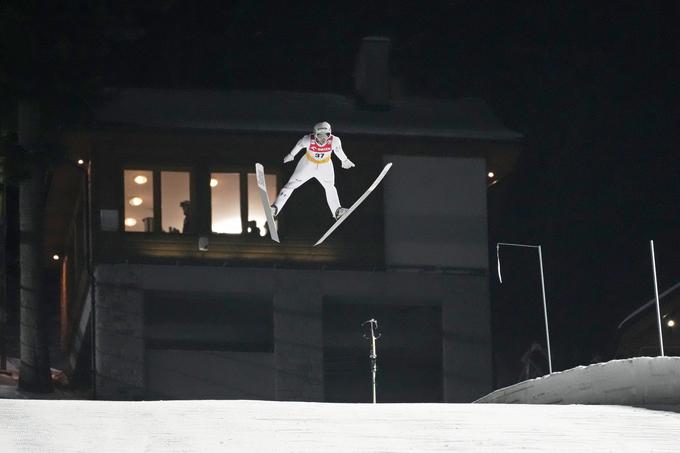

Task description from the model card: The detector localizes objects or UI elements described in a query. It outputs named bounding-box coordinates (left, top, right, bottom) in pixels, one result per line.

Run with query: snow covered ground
left=1, top=399, right=680, bottom=452
left=476, top=357, right=680, bottom=411
left=2, top=357, right=680, bottom=451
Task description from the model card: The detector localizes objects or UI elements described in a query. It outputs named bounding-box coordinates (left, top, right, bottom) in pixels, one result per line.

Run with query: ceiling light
left=210, top=178, right=219, bottom=188
left=124, top=218, right=138, bottom=227
left=134, top=175, right=148, bottom=185
left=129, top=197, right=143, bottom=206
left=77, top=159, right=85, bottom=165
left=667, top=319, right=676, bottom=328
left=52, top=254, right=60, bottom=261
left=488, top=171, right=495, bottom=178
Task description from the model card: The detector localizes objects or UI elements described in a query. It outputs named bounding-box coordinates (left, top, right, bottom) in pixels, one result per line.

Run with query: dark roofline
left=94, top=88, right=524, bottom=141
left=617, top=280, right=680, bottom=329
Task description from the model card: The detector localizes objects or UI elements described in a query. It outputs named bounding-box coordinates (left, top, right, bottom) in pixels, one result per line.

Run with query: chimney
left=354, top=37, right=391, bottom=109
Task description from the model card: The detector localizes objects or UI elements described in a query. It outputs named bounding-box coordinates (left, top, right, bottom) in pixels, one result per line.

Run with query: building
left=49, top=40, right=522, bottom=402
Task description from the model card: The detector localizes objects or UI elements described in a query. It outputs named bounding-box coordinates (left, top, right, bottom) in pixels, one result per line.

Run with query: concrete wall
left=94, top=266, right=145, bottom=399
left=145, top=350, right=275, bottom=399
left=383, top=155, right=489, bottom=270
left=93, top=264, right=492, bottom=402
left=273, top=272, right=324, bottom=401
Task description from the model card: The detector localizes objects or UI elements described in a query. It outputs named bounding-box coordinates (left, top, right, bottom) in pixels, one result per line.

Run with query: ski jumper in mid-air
left=271, top=122, right=355, bottom=220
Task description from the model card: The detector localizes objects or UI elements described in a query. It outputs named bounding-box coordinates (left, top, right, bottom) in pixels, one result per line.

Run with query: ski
left=314, top=162, right=393, bottom=246
left=255, top=163, right=280, bottom=243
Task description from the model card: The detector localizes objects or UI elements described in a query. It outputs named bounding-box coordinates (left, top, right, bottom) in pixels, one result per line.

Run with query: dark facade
left=52, top=88, right=521, bottom=401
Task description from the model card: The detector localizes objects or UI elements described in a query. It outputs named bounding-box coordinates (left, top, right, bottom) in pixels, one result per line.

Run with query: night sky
left=2, top=1, right=678, bottom=384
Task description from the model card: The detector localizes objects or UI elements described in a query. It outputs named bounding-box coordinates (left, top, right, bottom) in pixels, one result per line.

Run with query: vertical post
left=650, top=240, right=665, bottom=357
left=17, top=100, right=53, bottom=392
left=362, top=319, right=380, bottom=404
left=0, top=166, right=6, bottom=371
left=537, top=246, right=553, bottom=373
left=87, top=160, right=97, bottom=398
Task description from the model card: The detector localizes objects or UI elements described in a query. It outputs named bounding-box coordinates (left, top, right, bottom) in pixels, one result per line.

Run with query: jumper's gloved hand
left=341, top=159, right=355, bottom=169
left=283, top=153, right=294, bottom=163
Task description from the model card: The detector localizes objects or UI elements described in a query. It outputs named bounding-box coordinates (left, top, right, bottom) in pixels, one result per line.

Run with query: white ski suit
left=272, top=134, right=352, bottom=217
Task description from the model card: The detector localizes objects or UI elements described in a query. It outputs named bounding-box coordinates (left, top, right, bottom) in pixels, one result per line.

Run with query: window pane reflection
left=247, top=173, right=277, bottom=237
left=161, top=171, right=191, bottom=234
left=124, top=170, right=154, bottom=232
left=211, top=173, right=241, bottom=234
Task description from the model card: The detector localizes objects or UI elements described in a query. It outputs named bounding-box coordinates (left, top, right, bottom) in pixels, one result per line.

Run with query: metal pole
left=370, top=323, right=376, bottom=404
left=362, top=319, right=380, bottom=404
left=497, top=242, right=553, bottom=374
left=650, top=240, right=665, bottom=357
left=537, top=246, right=552, bottom=373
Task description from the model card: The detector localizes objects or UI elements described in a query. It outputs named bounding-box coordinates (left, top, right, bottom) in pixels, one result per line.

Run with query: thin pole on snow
left=362, top=319, right=381, bottom=403
left=650, top=240, right=665, bottom=357
left=497, top=242, right=553, bottom=374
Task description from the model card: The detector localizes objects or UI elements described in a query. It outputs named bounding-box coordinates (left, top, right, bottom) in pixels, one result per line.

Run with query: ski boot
left=334, top=207, right=348, bottom=220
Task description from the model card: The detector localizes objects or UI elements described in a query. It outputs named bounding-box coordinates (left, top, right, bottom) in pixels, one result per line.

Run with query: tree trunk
left=17, top=100, right=53, bottom=393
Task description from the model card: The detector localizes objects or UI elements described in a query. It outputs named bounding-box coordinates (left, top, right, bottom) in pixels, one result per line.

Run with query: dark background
left=2, top=1, right=678, bottom=386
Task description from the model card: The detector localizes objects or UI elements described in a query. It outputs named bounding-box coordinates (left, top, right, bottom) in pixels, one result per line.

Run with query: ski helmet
left=313, top=121, right=332, bottom=144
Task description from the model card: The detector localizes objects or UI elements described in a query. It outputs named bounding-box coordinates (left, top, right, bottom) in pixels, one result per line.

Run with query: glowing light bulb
left=52, top=254, right=60, bottom=261
left=210, top=178, right=219, bottom=188
left=667, top=319, right=676, bottom=328
left=125, top=218, right=138, bottom=227
left=488, top=171, right=495, bottom=178
left=77, top=159, right=85, bottom=165
left=134, top=175, right=148, bottom=185
left=129, top=197, right=143, bottom=206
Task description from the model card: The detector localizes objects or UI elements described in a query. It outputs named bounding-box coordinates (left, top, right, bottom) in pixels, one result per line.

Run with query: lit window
left=247, top=173, right=277, bottom=236
left=161, top=171, right=191, bottom=234
left=124, top=170, right=154, bottom=232
left=211, top=173, right=241, bottom=234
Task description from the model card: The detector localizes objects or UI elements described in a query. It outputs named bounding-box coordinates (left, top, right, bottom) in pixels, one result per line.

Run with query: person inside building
left=180, top=200, right=192, bottom=234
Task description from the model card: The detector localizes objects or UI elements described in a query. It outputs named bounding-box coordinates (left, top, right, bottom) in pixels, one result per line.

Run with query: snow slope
left=476, top=357, right=680, bottom=411
left=1, top=399, right=679, bottom=452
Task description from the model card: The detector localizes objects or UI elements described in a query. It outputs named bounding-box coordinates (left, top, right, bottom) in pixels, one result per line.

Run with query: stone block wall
left=94, top=265, right=145, bottom=400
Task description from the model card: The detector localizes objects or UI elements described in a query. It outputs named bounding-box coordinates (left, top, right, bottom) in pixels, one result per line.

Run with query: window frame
left=121, top=164, right=278, bottom=238
left=122, top=166, right=196, bottom=235
left=209, top=166, right=279, bottom=237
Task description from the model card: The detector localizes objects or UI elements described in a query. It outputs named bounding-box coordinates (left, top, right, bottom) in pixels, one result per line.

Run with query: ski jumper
left=272, top=134, right=349, bottom=217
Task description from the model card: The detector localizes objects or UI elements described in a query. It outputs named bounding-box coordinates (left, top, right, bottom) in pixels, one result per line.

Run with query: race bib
left=307, top=135, right=333, bottom=163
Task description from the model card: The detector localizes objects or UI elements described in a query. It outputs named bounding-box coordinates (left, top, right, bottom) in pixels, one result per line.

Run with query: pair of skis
left=255, top=162, right=392, bottom=246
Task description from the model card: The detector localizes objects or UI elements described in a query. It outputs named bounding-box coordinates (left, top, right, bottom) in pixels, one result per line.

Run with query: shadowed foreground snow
left=1, top=400, right=680, bottom=452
